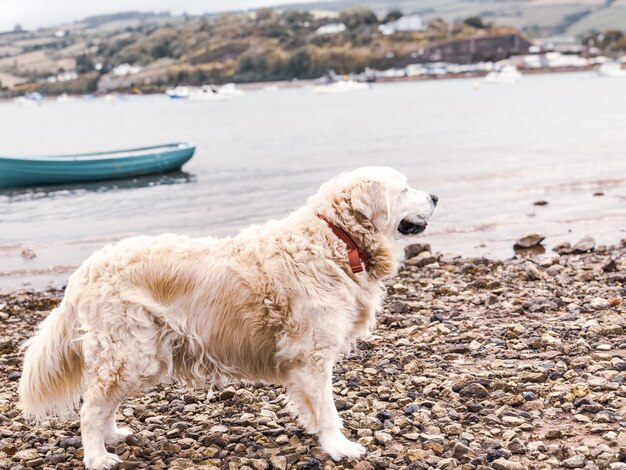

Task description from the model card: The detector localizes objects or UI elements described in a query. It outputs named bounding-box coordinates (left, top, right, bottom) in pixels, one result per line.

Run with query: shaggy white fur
left=19, top=166, right=437, bottom=469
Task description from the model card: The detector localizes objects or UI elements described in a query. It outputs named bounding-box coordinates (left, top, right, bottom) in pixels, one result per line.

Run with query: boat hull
left=0, top=143, right=195, bottom=188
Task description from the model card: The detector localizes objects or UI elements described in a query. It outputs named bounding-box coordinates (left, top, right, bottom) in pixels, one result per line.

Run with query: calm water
left=1, top=72, right=625, bottom=290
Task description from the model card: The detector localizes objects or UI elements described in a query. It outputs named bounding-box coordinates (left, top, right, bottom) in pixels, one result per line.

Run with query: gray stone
left=562, top=455, right=586, bottom=468
left=458, top=383, right=490, bottom=399
left=405, top=243, right=431, bottom=259
left=590, top=298, right=609, bottom=309
left=492, top=458, right=526, bottom=470
left=13, top=449, right=39, bottom=461
left=269, top=456, right=287, bottom=470
left=572, top=236, right=595, bottom=253
left=20, top=248, right=36, bottom=259
left=553, top=241, right=572, bottom=255
left=514, top=233, right=545, bottom=249
left=374, top=431, right=393, bottom=444
left=451, top=442, right=475, bottom=459
left=219, top=386, right=236, bottom=400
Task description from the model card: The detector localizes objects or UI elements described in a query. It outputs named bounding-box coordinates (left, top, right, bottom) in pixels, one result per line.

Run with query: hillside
left=0, top=9, right=524, bottom=95
left=281, top=0, right=626, bottom=36
left=1, top=2, right=625, bottom=96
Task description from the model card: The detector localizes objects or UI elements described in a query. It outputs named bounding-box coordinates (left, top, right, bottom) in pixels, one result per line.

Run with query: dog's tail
left=18, top=300, right=84, bottom=420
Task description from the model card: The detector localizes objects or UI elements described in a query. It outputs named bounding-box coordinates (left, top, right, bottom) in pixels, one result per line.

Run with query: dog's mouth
left=398, top=219, right=427, bottom=235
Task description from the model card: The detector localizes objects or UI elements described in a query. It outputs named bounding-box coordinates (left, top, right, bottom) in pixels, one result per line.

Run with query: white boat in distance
left=56, top=93, right=77, bottom=103
left=165, top=86, right=190, bottom=99
left=14, top=92, right=43, bottom=107
left=313, top=79, right=370, bottom=94
left=484, top=65, right=522, bottom=84
left=218, top=83, right=244, bottom=96
left=598, top=62, right=626, bottom=78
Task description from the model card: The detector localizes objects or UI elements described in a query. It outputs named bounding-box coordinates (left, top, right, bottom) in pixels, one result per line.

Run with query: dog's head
left=313, top=166, right=437, bottom=239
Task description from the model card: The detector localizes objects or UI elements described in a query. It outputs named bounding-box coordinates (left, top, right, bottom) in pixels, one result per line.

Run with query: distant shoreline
left=1, top=65, right=599, bottom=100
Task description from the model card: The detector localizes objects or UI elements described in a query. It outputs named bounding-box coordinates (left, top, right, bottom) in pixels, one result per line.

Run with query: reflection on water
left=0, top=170, right=195, bottom=201
left=513, top=245, right=547, bottom=257
left=1, top=72, right=625, bottom=290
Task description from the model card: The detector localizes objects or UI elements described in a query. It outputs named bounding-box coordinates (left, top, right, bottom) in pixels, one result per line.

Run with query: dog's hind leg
left=81, top=358, right=162, bottom=469
left=80, top=384, right=123, bottom=470
left=285, top=359, right=366, bottom=461
left=103, top=404, right=132, bottom=445
left=80, top=321, right=167, bottom=469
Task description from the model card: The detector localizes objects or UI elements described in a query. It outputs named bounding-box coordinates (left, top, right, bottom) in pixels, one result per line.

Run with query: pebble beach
left=1, top=238, right=625, bottom=470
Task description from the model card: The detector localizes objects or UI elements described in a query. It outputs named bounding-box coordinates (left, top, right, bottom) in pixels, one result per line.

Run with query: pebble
left=410, top=250, right=437, bottom=267
left=553, top=241, right=572, bottom=255
left=20, top=248, right=36, bottom=259
left=452, top=442, right=475, bottom=459
left=590, top=298, right=610, bottom=309
left=562, top=455, right=586, bottom=468
left=219, top=386, right=236, bottom=400
left=7, top=371, right=21, bottom=381
left=572, top=236, right=595, bottom=253
left=514, top=233, right=545, bottom=249
left=269, top=456, right=287, bottom=470
left=507, top=438, right=526, bottom=454
left=404, top=243, right=431, bottom=259
left=373, top=431, right=393, bottom=444
left=492, top=458, right=526, bottom=470
left=13, top=449, right=39, bottom=461
left=502, top=415, right=525, bottom=425
left=301, top=459, right=321, bottom=470
left=458, top=383, right=490, bottom=399
left=1, top=242, right=625, bottom=469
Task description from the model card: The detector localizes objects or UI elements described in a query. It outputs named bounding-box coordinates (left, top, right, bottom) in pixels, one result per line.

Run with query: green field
left=283, top=0, right=625, bottom=35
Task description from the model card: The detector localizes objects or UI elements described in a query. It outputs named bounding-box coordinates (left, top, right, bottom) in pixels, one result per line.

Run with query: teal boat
left=0, top=142, right=195, bottom=188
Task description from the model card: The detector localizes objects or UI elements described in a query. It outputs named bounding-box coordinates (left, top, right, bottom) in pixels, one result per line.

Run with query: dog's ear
left=335, top=179, right=390, bottom=231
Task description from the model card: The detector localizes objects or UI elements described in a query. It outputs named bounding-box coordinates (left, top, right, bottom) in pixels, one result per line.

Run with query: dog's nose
left=429, top=194, right=439, bottom=206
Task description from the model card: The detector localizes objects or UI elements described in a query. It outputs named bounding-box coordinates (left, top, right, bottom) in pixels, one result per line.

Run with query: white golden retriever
left=19, top=166, right=437, bottom=469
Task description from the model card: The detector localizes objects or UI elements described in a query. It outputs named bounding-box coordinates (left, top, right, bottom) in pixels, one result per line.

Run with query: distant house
left=538, top=36, right=584, bottom=54
left=315, top=23, right=346, bottom=35
left=421, top=33, right=533, bottom=64
left=112, top=63, right=142, bottom=77
left=45, top=71, right=78, bottom=83
left=97, top=64, right=169, bottom=93
left=378, top=15, right=425, bottom=35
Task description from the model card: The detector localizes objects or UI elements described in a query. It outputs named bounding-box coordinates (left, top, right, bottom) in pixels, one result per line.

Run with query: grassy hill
left=566, top=0, right=626, bottom=36
left=281, top=0, right=626, bottom=36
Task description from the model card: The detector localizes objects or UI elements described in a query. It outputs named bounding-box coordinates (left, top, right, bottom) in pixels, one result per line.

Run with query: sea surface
left=1, top=72, right=625, bottom=290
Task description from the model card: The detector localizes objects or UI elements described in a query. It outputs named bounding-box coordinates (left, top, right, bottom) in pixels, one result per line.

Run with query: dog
left=19, top=166, right=437, bottom=469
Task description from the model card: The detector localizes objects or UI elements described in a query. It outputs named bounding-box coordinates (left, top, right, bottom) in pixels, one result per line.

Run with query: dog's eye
left=402, top=188, right=409, bottom=194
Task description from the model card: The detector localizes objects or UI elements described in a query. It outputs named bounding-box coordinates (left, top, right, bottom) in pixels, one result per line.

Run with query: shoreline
left=0, top=66, right=599, bottom=100
left=1, top=239, right=624, bottom=468
left=2, top=234, right=624, bottom=294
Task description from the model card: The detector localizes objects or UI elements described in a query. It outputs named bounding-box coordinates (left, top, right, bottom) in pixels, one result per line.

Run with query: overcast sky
left=0, top=0, right=319, bottom=32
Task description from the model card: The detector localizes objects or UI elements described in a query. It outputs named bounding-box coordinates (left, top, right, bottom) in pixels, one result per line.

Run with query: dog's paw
left=104, top=427, right=133, bottom=444
left=322, top=435, right=366, bottom=461
left=84, top=451, right=121, bottom=470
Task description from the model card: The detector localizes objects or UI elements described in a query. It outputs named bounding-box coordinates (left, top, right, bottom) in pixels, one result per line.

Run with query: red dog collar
left=317, top=214, right=371, bottom=273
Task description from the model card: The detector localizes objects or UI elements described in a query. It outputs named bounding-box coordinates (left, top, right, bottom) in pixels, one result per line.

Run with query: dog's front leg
left=286, top=359, right=366, bottom=461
